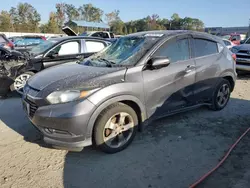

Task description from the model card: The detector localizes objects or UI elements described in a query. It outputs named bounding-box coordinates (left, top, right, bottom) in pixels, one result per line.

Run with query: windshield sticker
left=144, top=33, right=164, bottom=37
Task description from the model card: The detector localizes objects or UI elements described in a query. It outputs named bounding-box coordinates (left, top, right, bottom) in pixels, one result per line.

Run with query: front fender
left=85, top=95, right=147, bottom=141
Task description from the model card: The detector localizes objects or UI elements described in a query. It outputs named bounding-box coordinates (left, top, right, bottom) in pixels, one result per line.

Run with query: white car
left=223, top=39, right=235, bottom=50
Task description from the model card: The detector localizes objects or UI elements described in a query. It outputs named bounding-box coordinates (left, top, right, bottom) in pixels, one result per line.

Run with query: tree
left=64, top=4, right=79, bottom=21
left=129, top=27, right=133, bottom=34
left=123, top=26, right=128, bottom=35
left=78, top=4, right=103, bottom=22
left=9, top=3, right=41, bottom=32
left=55, top=3, right=66, bottom=27
left=105, top=10, right=120, bottom=26
left=47, top=12, right=59, bottom=33
left=133, top=27, right=137, bottom=33
left=0, top=11, right=12, bottom=32
left=111, top=20, right=124, bottom=35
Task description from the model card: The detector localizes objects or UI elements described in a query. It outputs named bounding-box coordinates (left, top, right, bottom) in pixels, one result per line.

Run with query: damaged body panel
left=0, top=47, right=28, bottom=96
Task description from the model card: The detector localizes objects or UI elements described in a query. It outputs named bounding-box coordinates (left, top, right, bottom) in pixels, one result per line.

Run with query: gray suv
left=22, top=31, right=236, bottom=153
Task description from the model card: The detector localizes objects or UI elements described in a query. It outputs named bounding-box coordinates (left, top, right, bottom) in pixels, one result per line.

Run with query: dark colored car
left=11, top=36, right=111, bottom=91
left=0, top=34, right=14, bottom=50
left=22, top=30, right=236, bottom=154
left=13, top=35, right=46, bottom=53
left=231, top=37, right=250, bottom=71
left=0, top=47, right=27, bottom=97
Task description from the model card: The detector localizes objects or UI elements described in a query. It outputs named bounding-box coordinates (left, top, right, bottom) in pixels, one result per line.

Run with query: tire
left=94, top=102, right=138, bottom=154
left=11, top=71, right=35, bottom=91
left=210, top=79, right=231, bottom=111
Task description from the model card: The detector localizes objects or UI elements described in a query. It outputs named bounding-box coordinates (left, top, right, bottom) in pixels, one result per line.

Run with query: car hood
left=27, top=63, right=127, bottom=97
left=234, top=44, right=250, bottom=51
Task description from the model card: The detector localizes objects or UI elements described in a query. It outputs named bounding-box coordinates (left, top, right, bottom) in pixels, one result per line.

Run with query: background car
left=0, top=34, right=14, bottom=50
left=0, top=46, right=27, bottom=97
left=62, top=26, right=115, bottom=39
left=11, top=36, right=111, bottom=91
left=229, top=34, right=241, bottom=45
left=13, top=35, right=46, bottom=53
left=231, top=38, right=250, bottom=72
left=222, top=39, right=235, bottom=50
left=22, top=30, right=236, bottom=154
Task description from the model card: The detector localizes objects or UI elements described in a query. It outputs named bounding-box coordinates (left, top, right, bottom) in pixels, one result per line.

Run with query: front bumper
left=23, top=98, right=96, bottom=150
left=236, top=64, right=250, bottom=71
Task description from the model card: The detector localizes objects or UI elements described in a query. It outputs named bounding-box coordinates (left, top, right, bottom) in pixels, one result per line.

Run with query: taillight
left=232, top=53, right=236, bottom=61
left=7, top=42, right=14, bottom=48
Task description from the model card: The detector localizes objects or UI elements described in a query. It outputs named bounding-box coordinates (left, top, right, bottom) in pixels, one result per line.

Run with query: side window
left=110, top=33, right=114, bottom=38
left=154, top=39, right=190, bottom=63
left=85, top=41, right=106, bottom=53
left=92, top=32, right=103, bottom=38
left=102, top=32, right=109, bottom=38
left=194, top=39, right=218, bottom=58
left=54, top=41, right=80, bottom=56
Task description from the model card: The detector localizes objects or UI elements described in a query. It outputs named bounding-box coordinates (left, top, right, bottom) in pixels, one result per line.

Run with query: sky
left=2, top=0, right=250, bottom=27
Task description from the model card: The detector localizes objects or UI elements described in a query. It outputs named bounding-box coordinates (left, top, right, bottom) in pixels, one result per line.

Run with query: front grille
left=238, top=50, right=249, bottom=54
left=236, top=55, right=250, bottom=59
left=25, top=99, right=38, bottom=118
left=236, top=62, right=250, bottom=66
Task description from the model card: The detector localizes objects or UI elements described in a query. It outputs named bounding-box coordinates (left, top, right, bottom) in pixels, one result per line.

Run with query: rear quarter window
left=194, top=39, right=218, bottom=58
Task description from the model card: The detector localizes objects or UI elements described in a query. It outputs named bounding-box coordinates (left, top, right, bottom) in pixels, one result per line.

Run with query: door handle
left=185, top=65, right=195, bottom=73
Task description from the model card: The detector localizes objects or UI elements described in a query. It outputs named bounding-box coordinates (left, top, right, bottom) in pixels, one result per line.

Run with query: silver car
left=22, top=30, right=237, bottom=153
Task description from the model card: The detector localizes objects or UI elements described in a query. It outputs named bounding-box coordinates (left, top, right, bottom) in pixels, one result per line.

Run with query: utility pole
left=248, top=18, right=250, bottom=37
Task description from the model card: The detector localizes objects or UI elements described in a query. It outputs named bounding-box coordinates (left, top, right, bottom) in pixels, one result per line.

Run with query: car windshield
left=15, top=38, right=44, bottom=47
left=81, top=36, right=161, bottom=67
left=30, top=40, right=58, bottom=55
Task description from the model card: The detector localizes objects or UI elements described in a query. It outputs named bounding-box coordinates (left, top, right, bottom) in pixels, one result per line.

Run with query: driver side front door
left=42, top=40, right=83, bottom=69
left=143, top=35, right=196, bottom=119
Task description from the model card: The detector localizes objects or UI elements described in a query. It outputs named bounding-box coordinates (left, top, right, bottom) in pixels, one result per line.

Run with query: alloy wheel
left=14, top=74, right=32, bottom=90
left=103, top=112, right=135, bottom=149
left=217, top=84, right=230, bottom=107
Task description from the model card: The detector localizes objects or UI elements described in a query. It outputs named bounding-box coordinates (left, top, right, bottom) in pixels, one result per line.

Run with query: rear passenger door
left=191, top=37, right=221, bottom=102
left=82, top=39, right=108, bottom=58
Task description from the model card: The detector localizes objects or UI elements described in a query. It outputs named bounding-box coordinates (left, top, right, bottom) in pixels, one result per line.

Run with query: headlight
left=46, top=88, right=99, bottom=104
left=230, top=47, right=238, bottom=54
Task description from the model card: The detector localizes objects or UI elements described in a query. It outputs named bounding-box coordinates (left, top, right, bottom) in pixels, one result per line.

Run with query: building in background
left=205, top=26, right=249, bottom=36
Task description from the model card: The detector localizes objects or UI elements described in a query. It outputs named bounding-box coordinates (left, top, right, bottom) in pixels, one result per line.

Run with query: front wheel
left=12, top=71, right=35, bottom=91
left=94, top=103, right=138, bottom=154
left=210, top=79, right=231, bottom=111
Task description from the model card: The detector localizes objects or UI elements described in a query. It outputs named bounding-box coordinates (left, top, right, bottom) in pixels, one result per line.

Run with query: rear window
left=194, top=39, right=218, bottom=58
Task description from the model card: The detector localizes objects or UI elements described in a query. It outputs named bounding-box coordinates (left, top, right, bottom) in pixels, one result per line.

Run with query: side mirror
left=240, top=40, right=244, bottom=44
left=47, top=50, right=58, bottom=58
left=148, top=57, right=170, bottom=69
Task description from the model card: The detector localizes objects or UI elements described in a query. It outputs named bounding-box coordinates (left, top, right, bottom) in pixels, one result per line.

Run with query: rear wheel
left=12, top=71, right=35, bottom=91
left=210, top=79, right=231, bottom=111
left=94, top=103, right=138, bottom=154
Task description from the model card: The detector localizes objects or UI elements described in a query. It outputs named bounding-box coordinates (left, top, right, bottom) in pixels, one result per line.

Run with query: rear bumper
left=23, top=98, right=96, bottom=150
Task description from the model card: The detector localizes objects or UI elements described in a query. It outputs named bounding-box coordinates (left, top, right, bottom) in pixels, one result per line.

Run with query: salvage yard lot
left=1, top=76, right=250, bottom=188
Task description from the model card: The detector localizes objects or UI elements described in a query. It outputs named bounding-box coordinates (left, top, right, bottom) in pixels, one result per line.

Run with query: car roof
left=127, top=30, right=223, bottom=43
left=52, top=36, right=112, bottom=43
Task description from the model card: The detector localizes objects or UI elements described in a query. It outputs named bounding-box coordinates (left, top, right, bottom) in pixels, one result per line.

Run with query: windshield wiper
left=98, top=58, right=116, bottom=67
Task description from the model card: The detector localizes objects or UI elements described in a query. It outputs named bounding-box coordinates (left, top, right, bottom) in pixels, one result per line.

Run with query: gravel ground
left=0, top=76, right=250, bottom=188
